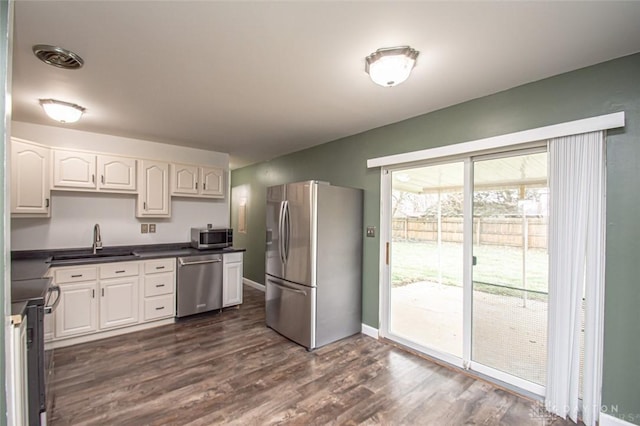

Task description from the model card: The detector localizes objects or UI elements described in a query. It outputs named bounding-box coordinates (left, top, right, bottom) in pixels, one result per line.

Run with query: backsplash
left=11, top=192, right=229, bottom=251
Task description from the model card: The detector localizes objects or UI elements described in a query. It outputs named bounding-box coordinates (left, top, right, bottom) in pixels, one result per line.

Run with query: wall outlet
left=149, top=224, right=156, bottom=233
left=141, top=224, right=148, bottom=233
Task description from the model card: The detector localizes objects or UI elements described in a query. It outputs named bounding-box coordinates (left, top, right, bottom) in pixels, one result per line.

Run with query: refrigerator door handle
left=278, top=201, right=286, bottom=264
left=283, top=200, right=291, bottom=262
left=267, top=278, right=308, bottom=296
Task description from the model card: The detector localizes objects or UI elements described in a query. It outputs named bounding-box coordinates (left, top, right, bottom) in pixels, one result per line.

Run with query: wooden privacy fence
left=392, top=217, right=548, bottom=249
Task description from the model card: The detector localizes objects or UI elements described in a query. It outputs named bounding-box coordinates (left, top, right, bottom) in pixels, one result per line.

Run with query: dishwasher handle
left=178, top=258, right=222, bottom=267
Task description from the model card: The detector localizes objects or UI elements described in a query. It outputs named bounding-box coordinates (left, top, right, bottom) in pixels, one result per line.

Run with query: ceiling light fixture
left=365, top=46, right=419, bottom=87
left=39, top=99, right=86, bottom=123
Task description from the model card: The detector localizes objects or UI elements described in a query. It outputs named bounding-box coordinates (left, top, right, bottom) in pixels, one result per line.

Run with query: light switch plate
left=366, top=226, right=376, bottom=237
left=149, top=224, right=156, bottom=233
left=141, top=224, right=148, bottom=233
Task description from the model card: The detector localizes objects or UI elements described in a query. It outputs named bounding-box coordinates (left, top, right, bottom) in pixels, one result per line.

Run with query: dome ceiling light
left=365, top=46, right=419, bottom=87
left=39, top=99, right=86, bottom=123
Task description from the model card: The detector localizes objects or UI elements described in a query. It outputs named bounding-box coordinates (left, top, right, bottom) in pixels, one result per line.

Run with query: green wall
left=231, top=53, right=640, bottom=422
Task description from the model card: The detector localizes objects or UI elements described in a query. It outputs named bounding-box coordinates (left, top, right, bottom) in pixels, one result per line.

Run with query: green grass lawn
left=391, top=240, right=548, bottom=293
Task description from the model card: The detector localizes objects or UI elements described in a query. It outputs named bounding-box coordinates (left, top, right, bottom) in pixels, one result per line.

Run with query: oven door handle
left=45, top=285, right=61, bottom=314
left=178, top=258, right=222, bottom=267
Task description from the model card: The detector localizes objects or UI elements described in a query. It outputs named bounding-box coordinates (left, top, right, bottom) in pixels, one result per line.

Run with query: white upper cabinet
left=11, top=139, right=51, bottom=217
left=170, top=163, right=199, bottom=195
left=53, top=149, right=137, bottom=193
left=97, top=156, right=137, bottom=192
left=171, top=163, right=225, bottom=198
left=138, top=160, right=170, bottom=217
left=53, top=149, right=96, bottom=189
left=200, top=166, right=224, bottom=197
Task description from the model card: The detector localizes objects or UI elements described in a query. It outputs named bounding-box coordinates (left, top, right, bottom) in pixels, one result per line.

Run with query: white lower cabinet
left=49, top=259, right=175, bottom=346
left=142, top=258, right=176, bottom=320
left=144, top=295, right=174, bottom=321
left=99, top=277, right=139, bottom=329
left=223, top=252, right=243, bottom=307
left=56, top=280, right=99, bottom=338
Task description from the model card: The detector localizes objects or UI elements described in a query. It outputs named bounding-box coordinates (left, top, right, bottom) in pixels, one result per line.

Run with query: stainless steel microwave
left=190, top=227, right=233, bottom=249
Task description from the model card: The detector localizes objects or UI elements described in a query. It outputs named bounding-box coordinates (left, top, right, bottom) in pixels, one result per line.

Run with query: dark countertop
left=11, top=243, right=246, bottom=303
left=11, top=277, right=51, bottom=306
left=11, top=257, right=52, bottom=282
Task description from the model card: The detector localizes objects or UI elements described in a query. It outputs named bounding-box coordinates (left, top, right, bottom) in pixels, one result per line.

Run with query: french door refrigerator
left=265, top=180, right=363, bottom=350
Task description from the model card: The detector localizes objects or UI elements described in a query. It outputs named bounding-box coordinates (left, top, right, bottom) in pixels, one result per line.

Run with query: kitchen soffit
left=10, top=1, right=640, bottom=169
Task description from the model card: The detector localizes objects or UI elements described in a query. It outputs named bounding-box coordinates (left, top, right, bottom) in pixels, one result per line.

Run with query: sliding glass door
left=470, top=151, right=548, bottom=391
left=389, top=161, right=465, bottom=361
left=384, top=147, right=549, bottom=394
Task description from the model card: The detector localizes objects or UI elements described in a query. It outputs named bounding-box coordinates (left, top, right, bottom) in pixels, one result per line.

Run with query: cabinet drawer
left=54, top=267, right=97, bottom=284
left=144, top=258, right=175, bottom=274
left=144, top=273, right=174, bottom=297
left=224, top=252, right=243, bottom=264
left=100, top=262, right=139, bottom=279
left=144, top=295, right=174, bottom=321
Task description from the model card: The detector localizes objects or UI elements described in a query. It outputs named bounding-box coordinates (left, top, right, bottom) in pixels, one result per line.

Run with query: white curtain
left=546, top=131, right=605, bottom=426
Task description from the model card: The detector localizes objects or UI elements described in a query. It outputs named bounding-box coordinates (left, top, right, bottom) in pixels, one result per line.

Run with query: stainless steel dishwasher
left=176, top=253, right=223, bottom=317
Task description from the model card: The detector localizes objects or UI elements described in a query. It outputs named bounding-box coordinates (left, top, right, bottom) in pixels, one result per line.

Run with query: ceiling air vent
left=32, top=45, right=84, bottom=70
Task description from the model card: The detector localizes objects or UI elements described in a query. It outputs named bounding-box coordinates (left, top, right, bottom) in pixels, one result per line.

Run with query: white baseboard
left=600, top=412, right=639, bottom=426
left=361, top=323, right=379, bottom=339
left=45, top=317, right=175, bottom=350
left=243, top=277, right=265, bottom=292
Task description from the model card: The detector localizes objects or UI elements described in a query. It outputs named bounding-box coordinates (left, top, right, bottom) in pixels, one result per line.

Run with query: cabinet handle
left=71, top=274, right=83, bottom=278
left=101, top=288, right=105, bottom=297
left=45, top=198, right=50, bottom=208
left=92, top=289, right=95, bottom=298
left=143, top=202, right=147, bottom=210
left=155, top=306, right=165, bottom=310
left=101, top=175, right=105, bottom=184
left=195, top=182, right=198, bottom=190
left=203, top=183, right=206, bottom=190
left=155, top=284, right=165, bottom=287
left=115, top=270, right=126, bottom=274
left=156, top=266, right=165, bottom=270
left=92, top=174, right=95, bottom=183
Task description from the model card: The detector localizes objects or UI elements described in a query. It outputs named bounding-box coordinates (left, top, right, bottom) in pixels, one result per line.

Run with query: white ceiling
left=10, top=1, right=640, bottom=169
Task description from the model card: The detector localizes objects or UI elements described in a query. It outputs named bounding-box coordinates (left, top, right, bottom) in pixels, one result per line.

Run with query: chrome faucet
left=92, top=223, right=103, bottom=254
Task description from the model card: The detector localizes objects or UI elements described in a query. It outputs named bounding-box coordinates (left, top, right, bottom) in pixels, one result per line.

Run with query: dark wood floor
left=49, top=286, right=576, bottom=425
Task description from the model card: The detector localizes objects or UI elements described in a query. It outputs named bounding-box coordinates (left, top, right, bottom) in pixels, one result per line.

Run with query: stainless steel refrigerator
left=265, top=180, right=363, bottom=350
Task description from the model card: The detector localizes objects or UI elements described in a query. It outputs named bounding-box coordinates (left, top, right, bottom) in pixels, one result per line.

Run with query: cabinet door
left=223, top=257, right=243, bottom=307
left=100, top=278, right=139, bottom=329
left=53, top=150, right=97, bottom=189
left=171, top=163, right=199, bottom=195
left=137, top=160, right=170, bottom=217
left=55, top=281, right=98, bottom=338
left=11, top=139, right=51, bottom=216
left=200, top=167, right=225, bottom=197
left=97, top=155, right=137, bottom=192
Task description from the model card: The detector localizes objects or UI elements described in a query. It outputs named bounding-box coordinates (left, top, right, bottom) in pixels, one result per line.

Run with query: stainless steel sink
left=49, top=251, right=138, bottom=263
